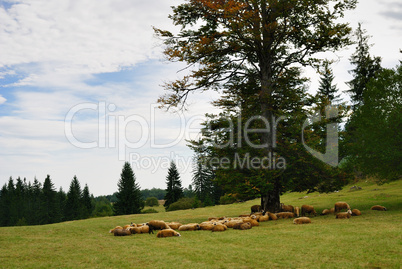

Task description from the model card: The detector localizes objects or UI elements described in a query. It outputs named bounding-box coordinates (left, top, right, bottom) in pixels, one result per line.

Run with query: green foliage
left=141, top=208, right=158, bottom=214
left=166, top=197, right=197, bottom=212
left=114, top=162, right=144, bottom=215
left=156, top=0, right=357, bottom=212
left=140, top=188, right=166, bottom=200
left=145, top=197, right=159, bottom=207
left=219, top=194, right=237, bottom=205
left=164, top=162, right=184, bottom=209
left=92, top=197, right=113, bottom=217
left=348, top=65, right=402, bottom=182
left=347, top=23, right=382, bottom=108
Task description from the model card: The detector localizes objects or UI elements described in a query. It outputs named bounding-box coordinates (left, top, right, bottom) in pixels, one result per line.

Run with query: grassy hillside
left=1, top=180, right=401, bottom=268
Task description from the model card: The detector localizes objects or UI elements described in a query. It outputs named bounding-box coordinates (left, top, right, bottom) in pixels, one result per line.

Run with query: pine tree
left=164, top=161, right=184, bottom=209
left=64, top=176, right=83, bottom=221
left=81, top=184, right=94, bottom=219
left=192, top=160, right=214, bottom=204
left=113, top=162, right=143, bottom=215
left=41, top=175, right=59, bottom=224
left=347, top=23, right=382, bottom=109
left=317, top=61, right=341, bottom=104
left=57, top=187, right=67, bottom=222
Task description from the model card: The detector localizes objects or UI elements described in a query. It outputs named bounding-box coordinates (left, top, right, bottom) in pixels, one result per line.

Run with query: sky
left=0, top=0, right=401, bottom=196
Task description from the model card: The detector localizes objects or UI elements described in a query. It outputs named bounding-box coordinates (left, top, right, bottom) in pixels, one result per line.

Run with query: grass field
left=1, top=180, right=401, bottom=268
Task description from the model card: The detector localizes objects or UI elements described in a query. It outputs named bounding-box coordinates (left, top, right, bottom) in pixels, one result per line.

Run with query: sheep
left=166, top=222, right=182, bottom=230
left=251, top=205, right=261, bottom=213
left=351, top=209, right=361, bottom=216
left=267, top=212, right=278, bottom=220
left=294, top=207, right=300, bottom=217
left=371, top=205, right=387, bottom=211
left=226, top=220, right=243, bottom=228
left=239, top=214, right=251, bottom=217
left=320, top=209, right=331, bottom=216
left=301, top=205, right=317, bottom=217
left=281, top=204, right=294, bottom=213
left=156, top=229, right=181, bottom=238
left=178, top=223, right=201, bottom=231
left=113, top=228, right=132, bottom=236
left=242, top=216, right=259, bottom=227
left=147, top=220, right=171, bottom=234
left=211, top=223, right=227, bottom=232
left=200, top=222, right=215, bottom=231
left=233, top=222, right=252, bottom=230
left=276, top=212, right=295, bottom=219
left=334, top=202, right=351, bottom=213
left=140, top=225, right=150, bottom=233
left=128, top=227, right=142, bottom=234
left=293, top=217, right=311, bottom=224
left=259, top=214, right=269, bottom=222
left=336, top=210, right=352, bottom=219
left=109, top=226, right=123, bottom=233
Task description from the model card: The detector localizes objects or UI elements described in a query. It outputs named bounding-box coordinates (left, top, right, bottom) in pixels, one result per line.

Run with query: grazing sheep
left=147, top=220, right=171, bottom=234
left=156, top=229, right=181, bottom=238
left=293, top=217, right=311, bottom=224
left=239, top=214, right=251, bottom=217
left=281, top=204, right=294, bottom=213
left=351, top=209, right=361, bottom=216
left=334, top=202, right=351, bottom=213
left=294, top=207, right=300, bottom=217
left=276, top=212, right=295, bottom=219
left=233, top=222, right=252, bottom=230
left=336, top=210, right=352, bottom=219
left=166, top=222, right=182, bottom=230
left=140, top=225, right=150, bottom=233
left=251, top=205, right=261, bottom=213
left=371, top=205, right=387, bottom=211
left=267, top=212, right=278, bottom=220
left=301, top=205, right=317, bottom=217
left=178, top=224, right=201, bottom=231
left=113, top=228, right=132, bottom=236
left=211, top=223, right=227, bottom=232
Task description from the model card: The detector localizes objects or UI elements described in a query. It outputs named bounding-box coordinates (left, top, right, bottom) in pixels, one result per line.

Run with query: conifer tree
left=164, top=161, right=184, bottom=209
left=41, top=175, right=59, bottom=224
left=113, top=162, right=143, bottom=215
left=317, top=61, right=341, bottom=104
left=347, top=23, right=382, bottom=108
left=64, top=176, right=83, bottom=221
left=81, top=184, right=94, bottom=219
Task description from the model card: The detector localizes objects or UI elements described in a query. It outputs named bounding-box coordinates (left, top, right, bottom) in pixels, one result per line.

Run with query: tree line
left=0, top=175, right=93, bottom=227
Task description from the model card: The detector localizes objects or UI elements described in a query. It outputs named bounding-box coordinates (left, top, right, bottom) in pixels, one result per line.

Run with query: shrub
left=141, top=208, right=158, bottom=214
left=166, top=197, right=199, bottom=212
left=145, top=197, right=159, bottom=207
left=219, top=194, right=237, bottom=205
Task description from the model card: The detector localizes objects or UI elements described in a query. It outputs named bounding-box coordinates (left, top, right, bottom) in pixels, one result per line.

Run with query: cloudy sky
left=0, top=0, right=401, bottom=196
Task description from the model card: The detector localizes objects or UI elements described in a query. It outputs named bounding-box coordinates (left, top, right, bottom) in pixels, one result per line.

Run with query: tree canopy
left=156, top=0, right=357, bottom=212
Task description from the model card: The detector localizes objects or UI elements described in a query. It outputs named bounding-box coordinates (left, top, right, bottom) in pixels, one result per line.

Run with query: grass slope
left=1, top=180, right=401, bottom=268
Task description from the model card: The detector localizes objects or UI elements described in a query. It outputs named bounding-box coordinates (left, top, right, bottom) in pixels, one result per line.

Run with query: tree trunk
left=261, top=179, right=281, bottom=213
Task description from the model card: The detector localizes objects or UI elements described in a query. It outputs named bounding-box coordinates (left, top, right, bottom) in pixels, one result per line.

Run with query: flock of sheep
left=109, top=203, right=387, bottom=238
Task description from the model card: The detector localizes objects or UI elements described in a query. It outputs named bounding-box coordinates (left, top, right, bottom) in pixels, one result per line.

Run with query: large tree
left=346, top=23, right=382, bottom=109
left=41, top=175, right=60, bottom=224
left=113, top=162, right=143, bottom=215
left=64, top=176, right=83, bottom=221
left=164, top=161, right=184, bottom=209
left=155, top=0, right=356, bottom=212
left=349, top=64, right=402, bottom=182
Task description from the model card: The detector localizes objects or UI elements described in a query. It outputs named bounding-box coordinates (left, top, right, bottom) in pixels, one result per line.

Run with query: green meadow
left=1, top=180, right=401, bottom=268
